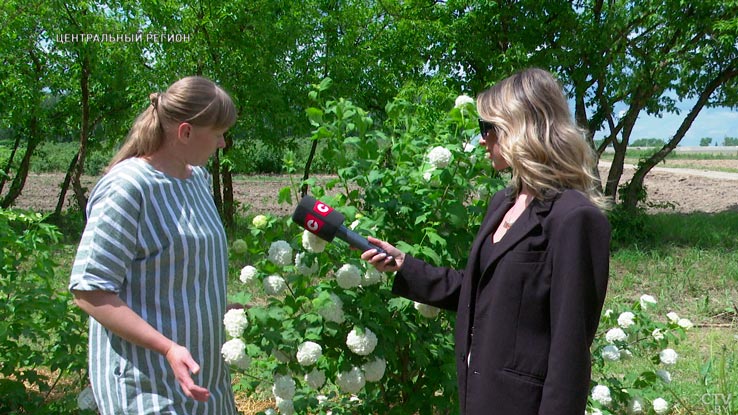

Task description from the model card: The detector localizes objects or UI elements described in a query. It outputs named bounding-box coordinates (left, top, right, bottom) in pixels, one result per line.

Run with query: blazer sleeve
left=540, top=205, right=611, bottom=415
left=392, top=255, right=464, bottom=311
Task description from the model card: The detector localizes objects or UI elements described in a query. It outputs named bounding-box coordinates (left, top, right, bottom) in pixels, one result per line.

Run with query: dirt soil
left=9, top=159, right=738, bottom=215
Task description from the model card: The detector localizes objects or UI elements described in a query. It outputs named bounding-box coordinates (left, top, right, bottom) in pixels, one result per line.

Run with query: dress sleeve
left=540, top=205, right=611, bottom=414
left=69, top=176, right=141, bottom=293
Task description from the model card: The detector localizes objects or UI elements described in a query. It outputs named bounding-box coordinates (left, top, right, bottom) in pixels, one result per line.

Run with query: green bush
left=0, top=209, right=89, bottom=414
left=0, top=140, right=113, bottom=176
left=32, top=142, right=113, bottom=176
left=225, top=80, right=503, bottom=414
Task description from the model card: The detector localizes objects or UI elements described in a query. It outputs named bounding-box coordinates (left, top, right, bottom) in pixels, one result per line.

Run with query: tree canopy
left=1, top=0, right=737, bottom=219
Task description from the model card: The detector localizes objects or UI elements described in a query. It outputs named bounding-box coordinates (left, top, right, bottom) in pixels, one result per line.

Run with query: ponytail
left=105, top=93, right=165, bottom=171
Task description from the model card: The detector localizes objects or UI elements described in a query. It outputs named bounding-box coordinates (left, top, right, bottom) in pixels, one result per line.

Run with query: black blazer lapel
left=479, top=197, right=555, bottom=279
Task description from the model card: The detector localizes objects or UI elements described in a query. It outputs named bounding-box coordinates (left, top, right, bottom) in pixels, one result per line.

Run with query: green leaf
left=278, top=186, right=293, bottom=204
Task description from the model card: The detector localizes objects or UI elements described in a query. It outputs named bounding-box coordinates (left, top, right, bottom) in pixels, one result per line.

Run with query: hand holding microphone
left=291, top=195, right=397, bottom=266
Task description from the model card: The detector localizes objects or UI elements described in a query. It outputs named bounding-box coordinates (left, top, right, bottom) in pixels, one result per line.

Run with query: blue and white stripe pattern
left=70, top=158, right=237, bottom=414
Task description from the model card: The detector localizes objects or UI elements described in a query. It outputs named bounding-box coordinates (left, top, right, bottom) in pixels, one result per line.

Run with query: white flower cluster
left=302, top=230, right=327, bottom=253
left=427, top=146, right=453, bottom=169
left=223, top=308, right=248, bottom=338
left=318, top=293, right=345, bottom=324
left=666, top=311, right=693, bottom=329
left=601, top=325, right=627, bottom=362
left=304, top=368, right=326, bottom=389
left=336, top=366, right=365, bottom=394
left=423, top=168, right=435, bottom=182
left=659, top=348, right=678, bottom=365
left=652, top=328, right=665, bottom=341
left=231, top=239, right=248, bottom=254
left=653, top=397, right=669, bottom=414
left=252, top=214, right=269, bottom=229
left=591, top=384, right=612, bottom=406
left=629, top=397, right=645, bottom=413
left=362, top=267, right=382, bottom=286
left=605, top=327, right=627, bottom=343
left=276, top=397, right=293, bottom=415
left=678, top=318, right=694, bottom=329
left=346, top=327, right=378, bottom=356
left=656, top=369, right=671, bottom=383
left=295, top=252, right=318, bottom=276
left=414, top=301, right=440, bottom=318
left=221, top=338, right=250, bottom=369
left=264, top=274, right=287, bottom=296
left=601, top=345, right=620, bottom=361
left=454, top=94, right=475, bottom=108
left=239, top=265, right=258, bottom=285
left=626, top=396, right=669, bottom=414
left=336, top=264, right=361, bottom=289
left=362, top=357, right=386, bottom=382
left=272, top=374, right=296, bottom=415
left=296, top=341, right=322, bottom=366
left=639, top=294, right=657, bottom=309
left=617, top=311, right=635, bottom=328
left=268, top=240, right=293, bottom=267
left=272, top=374, right=296, bottom=400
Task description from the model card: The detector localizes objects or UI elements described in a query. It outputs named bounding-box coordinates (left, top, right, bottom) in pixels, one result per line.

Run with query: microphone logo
left=313, top=201, right=333, bottom=217
left=304, top=213, right=324, bottom=234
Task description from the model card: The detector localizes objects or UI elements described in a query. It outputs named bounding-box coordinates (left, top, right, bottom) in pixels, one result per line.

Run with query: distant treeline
left=595, top=137, right=738, bottom=148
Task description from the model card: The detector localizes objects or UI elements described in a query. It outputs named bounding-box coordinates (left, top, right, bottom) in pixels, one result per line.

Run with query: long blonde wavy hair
left=106, top=76, right=237, bottom=171
left=476, top=68, right=609, bottom=211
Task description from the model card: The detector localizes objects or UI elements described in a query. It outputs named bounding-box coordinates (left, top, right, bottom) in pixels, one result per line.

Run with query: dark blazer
left=393, top=187, right=610, bottom=415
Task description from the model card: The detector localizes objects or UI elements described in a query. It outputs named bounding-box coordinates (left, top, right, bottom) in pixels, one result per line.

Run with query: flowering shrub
left=587, top=294, right=693, bottom=414
left=224, top=80, right=504, bottom=414
left=0, top=210, right=88, bottom=413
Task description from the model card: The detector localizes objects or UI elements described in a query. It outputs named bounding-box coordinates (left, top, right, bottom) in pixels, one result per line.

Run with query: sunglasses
left=478, top=119, right=496, bottom=138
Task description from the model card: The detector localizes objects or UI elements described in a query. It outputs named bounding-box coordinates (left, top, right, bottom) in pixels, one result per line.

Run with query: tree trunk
left=621, top=64, right=738, bottom=209
left=221, top=134, right=234, bottom=229
left=0, top=117, right=42, bottom=208
left=603, top=92, right=650, bottom=203
left=0, top=129, right=22, bottom=196
left=211, top=152, right=223, bottom=217
left=71, top=55, right=91, bottom=216
left=604, top=135, right=627, bottom=201
left=53, top=151, right=80, bottom=218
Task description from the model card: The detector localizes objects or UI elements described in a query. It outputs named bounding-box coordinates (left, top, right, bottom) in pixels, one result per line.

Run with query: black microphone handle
left=334, top=226, right=396, bottom=265
left=335, top=225, right=384, bottom=252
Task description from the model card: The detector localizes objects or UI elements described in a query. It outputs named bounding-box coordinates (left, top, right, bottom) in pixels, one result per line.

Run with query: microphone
left=292, top=195, right=394, bottom=263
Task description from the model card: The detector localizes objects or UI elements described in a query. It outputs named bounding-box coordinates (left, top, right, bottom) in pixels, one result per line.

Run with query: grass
left=601, top=210, right=738, bottom=414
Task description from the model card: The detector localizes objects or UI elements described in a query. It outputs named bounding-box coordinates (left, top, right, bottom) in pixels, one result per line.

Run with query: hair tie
left=149, top=92, right=160, bottom=110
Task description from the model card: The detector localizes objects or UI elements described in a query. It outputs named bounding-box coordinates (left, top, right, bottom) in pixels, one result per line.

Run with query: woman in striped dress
left=69, top=76, right=238, bottom=414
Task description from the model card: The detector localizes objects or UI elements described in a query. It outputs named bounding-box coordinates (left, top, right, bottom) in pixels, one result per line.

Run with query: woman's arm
left=72, top=290, right=211, bottom=402
left=363, top=236, right=464, bottom=310
left=540, top=205, right=611, bottom=414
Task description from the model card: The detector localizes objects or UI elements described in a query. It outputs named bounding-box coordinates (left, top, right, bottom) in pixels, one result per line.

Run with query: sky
left=591, top=101, right=738, bottom=147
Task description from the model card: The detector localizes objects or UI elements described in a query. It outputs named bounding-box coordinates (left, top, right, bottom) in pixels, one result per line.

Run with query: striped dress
left=69, top=158, right=237, bottom=415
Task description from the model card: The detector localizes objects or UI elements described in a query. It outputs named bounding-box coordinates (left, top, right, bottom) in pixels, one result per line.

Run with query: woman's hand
left=361, top=236, right=405, bottom=272
left=165, top=343, right=210, bottom=402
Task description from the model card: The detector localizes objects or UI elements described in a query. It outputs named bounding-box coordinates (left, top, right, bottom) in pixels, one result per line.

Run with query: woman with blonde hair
left=363, top=68, right=611, bottom=414
left=70, top=76, right=239, bottom=414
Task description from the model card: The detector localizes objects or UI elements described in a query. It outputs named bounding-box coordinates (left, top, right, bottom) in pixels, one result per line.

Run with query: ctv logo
left=313, top=200, right=333, bottom=216
left=304, top=213, right=324, bottom=233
